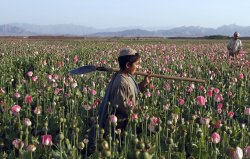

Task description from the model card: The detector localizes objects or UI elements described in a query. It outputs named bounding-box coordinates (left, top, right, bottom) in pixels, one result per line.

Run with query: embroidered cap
left=119, top=48, right=137, bottom=57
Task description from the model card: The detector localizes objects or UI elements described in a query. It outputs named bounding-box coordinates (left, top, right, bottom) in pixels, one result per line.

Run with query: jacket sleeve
left=238, top=40, right=243, bottom=51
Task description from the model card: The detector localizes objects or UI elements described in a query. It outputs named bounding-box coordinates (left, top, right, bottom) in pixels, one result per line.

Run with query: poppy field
left=0, top=38, right=249, bottom=159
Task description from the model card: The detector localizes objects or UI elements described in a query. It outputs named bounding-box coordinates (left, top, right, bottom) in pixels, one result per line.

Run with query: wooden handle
left=110, top=68, right=205, bottom=83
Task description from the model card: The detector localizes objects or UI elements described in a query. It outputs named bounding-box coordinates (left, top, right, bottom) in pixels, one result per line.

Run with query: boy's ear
left=125, top=62, right=130, bottom=69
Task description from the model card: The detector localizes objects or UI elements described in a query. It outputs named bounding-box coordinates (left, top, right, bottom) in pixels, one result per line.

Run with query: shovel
left=69, top=65, right=205, bottom=83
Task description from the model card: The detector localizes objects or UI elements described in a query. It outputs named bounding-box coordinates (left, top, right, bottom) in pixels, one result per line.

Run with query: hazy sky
left=1, top=0, right=250, bottom=29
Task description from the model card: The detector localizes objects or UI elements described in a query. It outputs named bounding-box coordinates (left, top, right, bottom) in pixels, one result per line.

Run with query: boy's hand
left=143, top=71, right=152, bottom=86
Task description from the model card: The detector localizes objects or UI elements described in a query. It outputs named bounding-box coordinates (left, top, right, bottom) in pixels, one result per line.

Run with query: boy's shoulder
left=113, top=74, right=131, bottom=85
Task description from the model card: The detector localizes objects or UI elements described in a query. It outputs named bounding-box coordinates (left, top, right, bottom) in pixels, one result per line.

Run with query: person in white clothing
left=227, top=32, right=243, bottom=57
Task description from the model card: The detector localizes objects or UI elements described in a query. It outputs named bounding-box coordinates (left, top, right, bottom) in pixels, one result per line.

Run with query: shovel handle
left=97, top=67, right=205, bottom=83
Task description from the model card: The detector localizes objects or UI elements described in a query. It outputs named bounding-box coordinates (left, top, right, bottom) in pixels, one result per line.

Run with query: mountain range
left=0, top=23, right=250, bottom=37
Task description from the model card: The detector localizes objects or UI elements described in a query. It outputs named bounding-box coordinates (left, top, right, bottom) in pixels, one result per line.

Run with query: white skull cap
left=119, top=48, right=137, bottom=57
left=234, top=32, right=240, bottom=37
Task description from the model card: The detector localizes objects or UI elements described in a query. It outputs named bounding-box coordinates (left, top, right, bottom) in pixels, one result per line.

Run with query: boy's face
left=127, top=59, right=140, bottom=75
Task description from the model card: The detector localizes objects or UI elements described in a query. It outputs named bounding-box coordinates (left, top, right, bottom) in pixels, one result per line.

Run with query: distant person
left=227, top=32, right=243, bottom=58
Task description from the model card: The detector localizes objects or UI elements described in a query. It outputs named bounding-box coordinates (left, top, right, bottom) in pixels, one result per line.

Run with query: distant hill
left=10, top=23, right=98, bottom=35
left=1, top=23, right=250, bottom=37
left=90, top=29, right=157, bottom=37
left=155, top=26, right=216, bottom=37
left=0, top=24, right=34, bottom=36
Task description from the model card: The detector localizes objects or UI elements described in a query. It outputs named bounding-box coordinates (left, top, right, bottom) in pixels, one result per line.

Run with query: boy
left=87, top=48, right=150, bottom=155
left=99, top=47, right=150, bottom=130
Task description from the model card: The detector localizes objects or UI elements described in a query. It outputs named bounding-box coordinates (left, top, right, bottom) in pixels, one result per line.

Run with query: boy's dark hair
left=118, top=53, right=140, bottom=70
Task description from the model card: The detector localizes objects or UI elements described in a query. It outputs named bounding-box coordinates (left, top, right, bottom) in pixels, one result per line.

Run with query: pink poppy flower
left=155, top=90, right=160, bottom=95
left=227, top=111, right=234, bottom=118
left=11, top=105, right=21, bottom=115
left=24, top=95, right=33, bottom=104
left=151, top=116, right=159, bottom=125
left=132, top=113, right=138, bottom=121
left=14, top=92, right=21, bottom=98
left=93, top=99, right=100, bottom=109
left=23, top=118, right=32, bottom=126
left=0, top=88, right=6, bottom=94
left=227, top=91, right=233, bottom=97
left=214, top=93, right=223, bottom=102
left=71, top=82, right=78, bottom=88
left=89, top=89, right=97, bottom=96
left=217, top=103, right=223, bottom=109
left=149, top=83, right=155, bottom=89
left=244, top=146, right=250, bottom=158
left=82, top=87, right=88, bottom=93
left=53, top=74, right=59, bottom=80
left=145, top=90, right=151, bottom=98
left=27, top=71, right=33, bottom=77
left=217, top=109, right=222, bottom=114
left=232, top=78, right=238, bottom=83
left=68, top=75, right=74, bottom=82
left=12, top=139, right=24, bottom=149
left=200, top=117, right=210, bottom=126
left=182, top=72, right=187, bottom=77
left=57, top=61, right=64, bottom=68
left=102, top=60, right=107, bottom=65
left=42, top=60, right=47, bottom=66
left=189, top=64, right=193, bottom=69
left=187, top=86, right=194, bottom=94
left=190, top=83, right=195, bottom=89
left=207, top=88, right=213, bottom=97
left=34, top=106, right=41, bottom=115
left=41, top=135, right=53, bottom=146
left=179, top=64, right=183, bottom=69
left=214, top=120, right=222, bottom=128
left=178, top=98, right=185, bottom=106
left=26, top=144, right=36, bottom=152
left=164, top=84, right=171, bottom=91
left=229, top=147, right=243, bottom=159
left=211, top=132, right=221, bottom=144
left=109, top=115, right=117, bottom=124
left=73, top=55, right=78, bottom=62
left=64, top=93, right=71, bottom=98
left=213, top=88, right=220, bottom=94
left=238, top=73, right=244, bottom=79
left=47, top=74, right=52, bottom=81
left=127, top=99, right=134, bottom=108
left=199, top=85, right=204, bottom=91
left=196, top=96, right=206, bottom=106
left=32, top=76, right=38, bottom=82
left=244, top=108, right=250, bottom=116
left=148, top=116, right=159, bottom=132
left=54, top=88, right=62, bottom=95
left=0, top=101, right=5, bottom=107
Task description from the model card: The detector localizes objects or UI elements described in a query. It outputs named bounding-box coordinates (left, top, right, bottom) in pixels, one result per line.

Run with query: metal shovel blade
left=69, top=65, right=97, bottom=75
